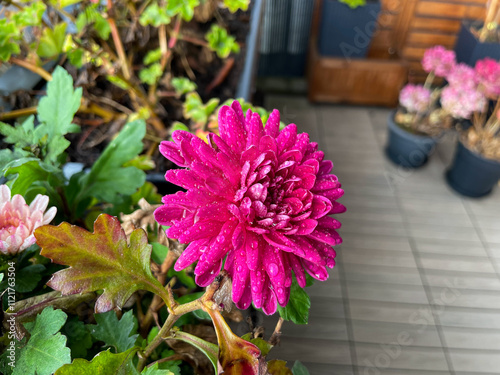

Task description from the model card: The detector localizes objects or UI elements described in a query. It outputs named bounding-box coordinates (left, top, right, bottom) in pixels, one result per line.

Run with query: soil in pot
left=446, top=140, right=500, bottom=198
left=385, top=111, right=438, bottom=168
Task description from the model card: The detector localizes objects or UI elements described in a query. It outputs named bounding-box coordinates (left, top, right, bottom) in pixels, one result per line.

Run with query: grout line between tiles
left=462, top=202, right=500, bottom=282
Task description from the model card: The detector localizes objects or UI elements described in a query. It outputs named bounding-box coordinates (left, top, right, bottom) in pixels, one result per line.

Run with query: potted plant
left=454, top=0, right=500, bottom=64
left=446, top=57, right=500, bottom=197
left=318, top=0, right=381, bottom=59
left=386, top=46, right=455, bottom=168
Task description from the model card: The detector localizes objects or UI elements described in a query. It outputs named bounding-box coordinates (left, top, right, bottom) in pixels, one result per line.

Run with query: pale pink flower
left=422, top=46, right=456, bottom=77
left=447, top=63, right=477, bottom=89
left=441, top=86, right=486, bottom=119
left=399, top=84, right=432, bottom=113
left=154, top=101, right=345, bottom=315
left=475, top=58, right=500, bottom=98
left=0, top=185, right=57, bottom=255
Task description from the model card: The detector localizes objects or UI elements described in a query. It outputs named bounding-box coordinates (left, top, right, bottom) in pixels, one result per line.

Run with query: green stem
left=136, top=298, right=202, bottom=371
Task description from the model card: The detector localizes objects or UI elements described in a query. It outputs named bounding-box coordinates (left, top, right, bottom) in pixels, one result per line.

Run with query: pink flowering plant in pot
left=1, top=91, right=345, bottom=373
left=394, top=46, right=456, bottom=136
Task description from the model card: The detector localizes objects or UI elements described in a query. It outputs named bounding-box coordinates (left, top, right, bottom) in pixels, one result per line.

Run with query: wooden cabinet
left=307, top=0, right=488, bottom=105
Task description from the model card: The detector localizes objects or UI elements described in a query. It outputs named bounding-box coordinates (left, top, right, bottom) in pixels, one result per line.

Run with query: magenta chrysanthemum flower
left=0, top=185, right=57, bottom=255
left=422, top=45, right=456, bottom=77
left=154, top=101, right=345, bottom=315
left=399, top=84, right=431, bottom=113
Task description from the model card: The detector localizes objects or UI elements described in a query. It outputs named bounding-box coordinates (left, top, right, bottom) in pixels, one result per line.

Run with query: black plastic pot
left=446, top=141, right=500, bottom=198
left=385, top=111, right=438, bottom=168
left=318, top=0, right=381, bottom=59
left=454, top=21, right=500, bottom=66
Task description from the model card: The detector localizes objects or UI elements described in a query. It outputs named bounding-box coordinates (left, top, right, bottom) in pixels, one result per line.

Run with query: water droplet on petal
left=268, top=263, right=278, bottom=277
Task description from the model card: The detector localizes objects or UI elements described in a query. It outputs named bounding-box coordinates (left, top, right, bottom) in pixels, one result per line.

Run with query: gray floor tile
left=341, top=249, right=417, bottom=269
left=266, top=337, right=353, bottom=366
left=355, top=342, right=449, bottom=372
left=351, top=320, right=443, bottom=348
left=424, top=270, right=500, bottom=291
left=437, top=307, right=500, bottom=329
left=418, top=253, right=497, bottom=274
left=343, top=263, right=423, bottom=286
left=442, top=326, right=500, bottom=350
left=429, top=287, right=500, bottom=309
left=449, top=349, right=500, bottom=373
left=346, top=281, right=429, bottom=305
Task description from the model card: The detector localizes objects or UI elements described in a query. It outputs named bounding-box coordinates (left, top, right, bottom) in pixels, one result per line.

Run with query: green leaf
left=139, top=63, right=163, bottom=85
left=170, top=329, right=218, bottom=373
left=37, top=66, right=82, bottom=143
left=76, top=120, right=146, bottom=206
left=170, top=122, right=189, bottom=133
left=339, top=0, right=367, bottom=9
left=37, top=23, right=68, bottom=58
left=223, top=0, right=249, bottom=12
left=151, top=242, right=169, bottom=265
left=107, top=75, right=130, bottom=90
left=267, top=359, right=293, bottom=375
left=140, top=3, right=172, bottom=27
left=55, top=347, right=139, bottom=374
left=183, top=92, right=219, bottom=125
left=122, top=154, right=155, bottom=171
left=0, top=116, right=35, bottom=147
left=292, top=361, right=310, bottom=375
left=143, top=48, right=162, bottom=65
left=171, top=77, right=196, bottom=96
left=277, top=278, right=310, bottom=325
left=13, top=307, right=71, bottom=375
left=142, top=363, right=175, bottom=375
left=0, top=19, right=21, bottom=61
left=87, top=310, right=138, bottom=353
left=205, top=24, right=240, bottom=58
left=13, top=2, right=46, bottom=27
left=166, top=0, right=200, bottom=21
left=63, top=316, right=93, bottom=358
left=3, top=158, right=63, bottom=196
left=130, top=182, right=162, bottom=205
left=14, top=264, right=45, bottom=293
left=76, top=4, right=111, bottom=40
left=35, top=214, right=165, bottom=313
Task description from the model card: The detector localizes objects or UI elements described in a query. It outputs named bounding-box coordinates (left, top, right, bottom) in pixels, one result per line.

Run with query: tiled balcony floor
left=259, top=95, right=500, bottom=375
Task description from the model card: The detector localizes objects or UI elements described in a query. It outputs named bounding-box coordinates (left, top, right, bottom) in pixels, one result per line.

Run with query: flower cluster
left=399, top=84, right=432, bottom=113
left=446, top=63, right=477, bottom=89
left=422, top=45, right=456, bottom=77
left=475, top=57, right=500, bottom=98
left=441, top=86, right=486, bottom=120
left=0, top=185, right=57, bottom=255
left=155, top=101, right=345, bottom=314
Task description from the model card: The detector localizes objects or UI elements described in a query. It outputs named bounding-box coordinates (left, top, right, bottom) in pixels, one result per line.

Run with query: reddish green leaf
left=35, top=214, right=165, bottom=313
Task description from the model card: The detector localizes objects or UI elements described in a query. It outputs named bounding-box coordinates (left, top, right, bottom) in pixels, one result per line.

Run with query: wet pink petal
left=154, top=101, right=345, bottom=315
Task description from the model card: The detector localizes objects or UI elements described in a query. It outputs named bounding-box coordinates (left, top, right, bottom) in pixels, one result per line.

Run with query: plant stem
left=9, top=57, right=52, bottom=81
left=178, top=34, right=209, bottom=47
left=107, top=0, right=131, bottom=80
left=137, top=298, right=202, bottom=371
left=480, top=0, right=499, bottom=42
left=423, top=71, right=435, bottom=90
left=0, top=106, right=37, bottom=121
